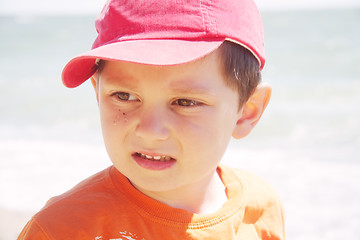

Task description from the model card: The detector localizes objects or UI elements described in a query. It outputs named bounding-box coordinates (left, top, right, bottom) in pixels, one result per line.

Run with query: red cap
left=62, top=0, right=265, bottom=88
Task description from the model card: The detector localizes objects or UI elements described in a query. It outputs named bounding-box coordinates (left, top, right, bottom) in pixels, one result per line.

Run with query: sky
left=1, top=0, right=360, bottom=14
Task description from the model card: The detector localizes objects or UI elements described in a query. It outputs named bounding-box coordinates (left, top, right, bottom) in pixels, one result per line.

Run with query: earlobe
left=91, top=76, right=100, bottom=105
left=232, top=83, right=272, bottom=139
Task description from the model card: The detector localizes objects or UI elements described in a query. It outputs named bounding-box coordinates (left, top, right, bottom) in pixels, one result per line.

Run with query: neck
left=134, top=169, right=228, bottom=215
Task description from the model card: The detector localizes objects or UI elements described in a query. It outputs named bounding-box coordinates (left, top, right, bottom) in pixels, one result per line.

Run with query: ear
left=232, top=83, right=272, bottom=139
left=91, top=76, right=100, bottom=105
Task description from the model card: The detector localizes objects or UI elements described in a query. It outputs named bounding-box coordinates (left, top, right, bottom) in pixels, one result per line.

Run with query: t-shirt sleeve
left=254, top=197, right=285, bottom=240
left=232, top=168, right=286, bottom=239
left=17, top=218, right=49, bottom=240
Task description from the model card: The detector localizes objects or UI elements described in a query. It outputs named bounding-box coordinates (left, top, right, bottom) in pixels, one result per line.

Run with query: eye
left=112, top=92, right=138, bottom=101
left=173, top=99, right=201, bottom=107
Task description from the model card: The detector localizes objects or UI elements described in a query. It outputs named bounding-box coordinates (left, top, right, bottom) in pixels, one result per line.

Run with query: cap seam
left=199, top=0, right=218, bottom=36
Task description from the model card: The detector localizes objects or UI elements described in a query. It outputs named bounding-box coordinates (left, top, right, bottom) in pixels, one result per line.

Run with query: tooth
left=137, top=152, right=172, bottom=161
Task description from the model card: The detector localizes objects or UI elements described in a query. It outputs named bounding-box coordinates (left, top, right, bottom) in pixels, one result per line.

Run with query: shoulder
left=220, top=165, right=285, bottom=239
left=27, top=167, right=119, bottom=237
left=43, top=166, right=113, bottom=208
left=18, top=167, right=115, bottom=239
left=221, top=165, right=281, bottom=203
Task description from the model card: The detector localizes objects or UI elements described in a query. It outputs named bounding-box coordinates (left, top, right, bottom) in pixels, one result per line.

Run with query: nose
left=135, top=106, right=171, bottom=142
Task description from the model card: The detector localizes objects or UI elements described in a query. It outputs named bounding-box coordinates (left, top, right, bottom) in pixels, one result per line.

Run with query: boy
left=18, top=0, right=285, bottom=239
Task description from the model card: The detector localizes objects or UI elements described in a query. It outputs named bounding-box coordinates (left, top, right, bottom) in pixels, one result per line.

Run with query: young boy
left=18, top=0, right=285, bottom=239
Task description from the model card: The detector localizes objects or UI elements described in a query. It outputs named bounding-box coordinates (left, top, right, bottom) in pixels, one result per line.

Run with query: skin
left=91, top=49, right=271, bottom=214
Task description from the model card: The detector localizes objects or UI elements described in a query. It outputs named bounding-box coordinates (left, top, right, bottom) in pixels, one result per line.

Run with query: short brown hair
left=218, top=41, right=262, bottom=108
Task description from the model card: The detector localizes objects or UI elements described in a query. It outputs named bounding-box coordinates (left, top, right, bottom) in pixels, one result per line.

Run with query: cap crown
left=62, top=0, right=265, bottom=88
left=93, top=0, right=264, bottom=65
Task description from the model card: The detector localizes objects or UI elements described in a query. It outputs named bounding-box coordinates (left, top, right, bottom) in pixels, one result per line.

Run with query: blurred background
left=1, top=0, right=359, bottom=239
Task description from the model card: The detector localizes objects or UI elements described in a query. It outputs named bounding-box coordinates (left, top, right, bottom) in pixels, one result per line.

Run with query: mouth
left=134, top=152, right=174, bottom=161
left=132, top=152, right=176, bottom=170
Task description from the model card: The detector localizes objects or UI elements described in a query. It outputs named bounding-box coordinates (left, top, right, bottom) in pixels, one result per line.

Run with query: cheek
left=177, top=115, right=232, bottom=156
left=114, top=109, right=129, bottom=125
left=99, top=103, right=131, bottom=146
left=99, top=104, right=132, bottom=162
left=100, top=102, right=128, bottom=126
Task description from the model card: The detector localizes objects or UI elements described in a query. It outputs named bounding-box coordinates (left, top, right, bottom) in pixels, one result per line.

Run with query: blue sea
left=1, top=9, right=360, bottom=239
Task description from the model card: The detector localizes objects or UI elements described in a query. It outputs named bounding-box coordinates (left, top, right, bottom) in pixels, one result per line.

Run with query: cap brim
left=62, top=39, right=225, bottom=88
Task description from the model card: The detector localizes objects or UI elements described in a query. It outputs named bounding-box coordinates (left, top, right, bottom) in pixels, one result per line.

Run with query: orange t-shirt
left=18, top=165, right=285, bottom=239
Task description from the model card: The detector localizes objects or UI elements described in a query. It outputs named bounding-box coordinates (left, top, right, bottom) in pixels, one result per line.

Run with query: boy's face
left=92, top=50, right=243, bottom=195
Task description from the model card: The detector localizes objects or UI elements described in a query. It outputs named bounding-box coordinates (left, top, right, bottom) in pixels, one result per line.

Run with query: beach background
left=1, top=1, right=360, bottom=239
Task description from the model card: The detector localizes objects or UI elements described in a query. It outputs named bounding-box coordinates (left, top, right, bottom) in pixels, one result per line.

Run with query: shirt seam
left=31, top=217, right=53, bottom=240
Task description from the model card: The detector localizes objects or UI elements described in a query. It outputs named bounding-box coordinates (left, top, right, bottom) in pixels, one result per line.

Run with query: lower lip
left=132, top=154, right=176, bottom=171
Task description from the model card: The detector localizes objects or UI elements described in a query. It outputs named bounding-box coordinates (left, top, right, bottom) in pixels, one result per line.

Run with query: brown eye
left=175, top=99, right=197, bottom=106
left=112, top=92, right=138, bottom=101
left=116, top=92, right=130, bottom=101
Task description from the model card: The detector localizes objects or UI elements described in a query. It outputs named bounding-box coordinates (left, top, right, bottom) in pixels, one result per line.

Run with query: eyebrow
left=102, top=74, right=139, bottom=90
left=169, top=81, right=214, bottom=96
